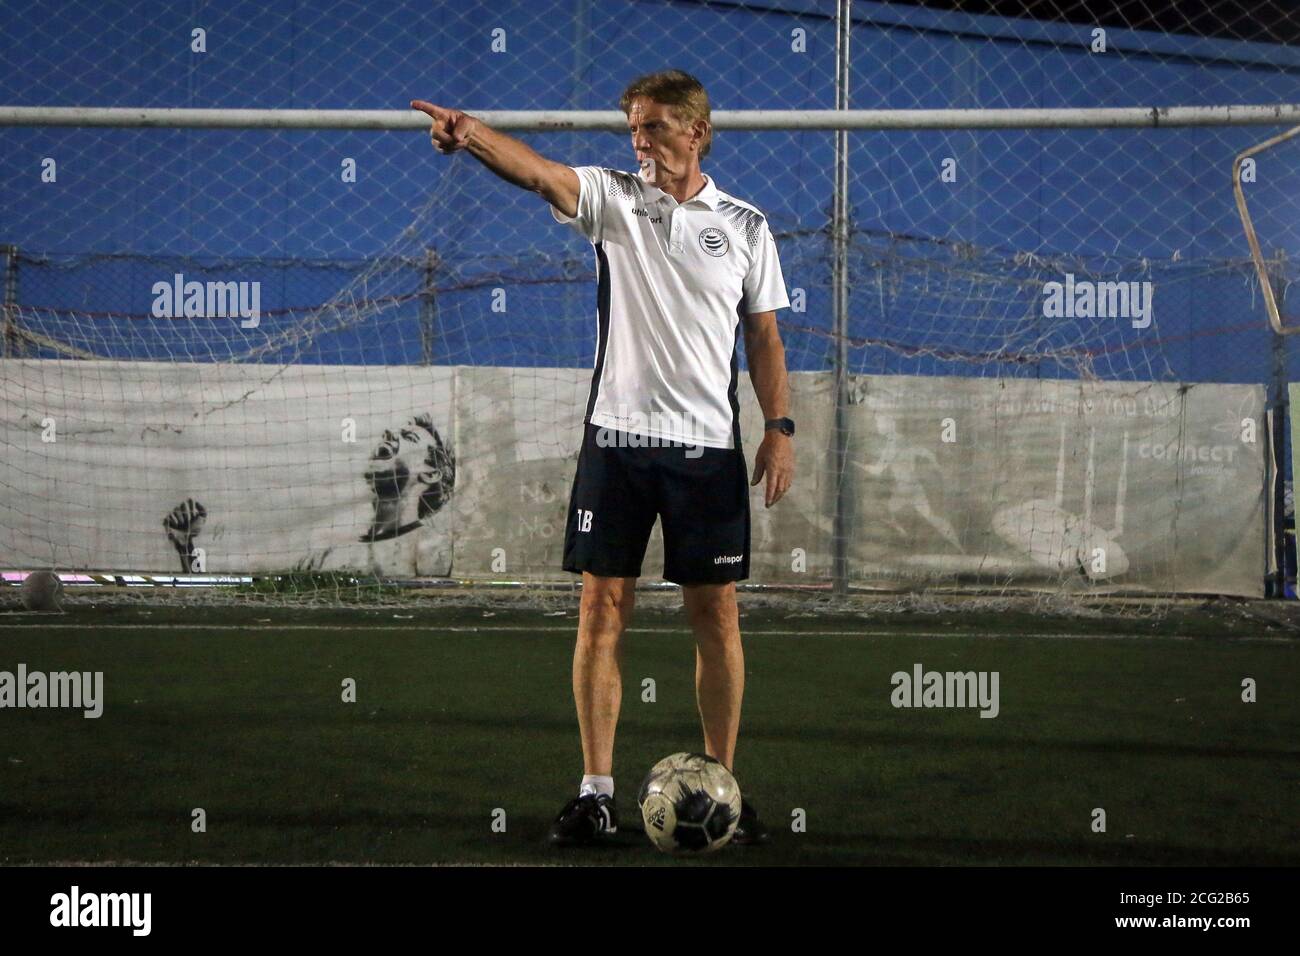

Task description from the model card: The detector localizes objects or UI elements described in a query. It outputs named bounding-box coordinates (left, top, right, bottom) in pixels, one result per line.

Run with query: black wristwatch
left=765, top=417, right=795, bottom=437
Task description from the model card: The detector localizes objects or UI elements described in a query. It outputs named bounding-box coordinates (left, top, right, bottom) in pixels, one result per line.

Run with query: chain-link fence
left=2, top=0, right=1298, bottom=601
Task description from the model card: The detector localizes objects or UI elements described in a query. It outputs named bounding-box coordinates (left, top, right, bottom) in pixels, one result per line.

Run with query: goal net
left=2, top=0, right=1298, bottom=609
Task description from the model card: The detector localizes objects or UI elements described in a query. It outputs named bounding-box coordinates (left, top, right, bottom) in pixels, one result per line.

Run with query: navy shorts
left=562, top=424, right=750, bottom=585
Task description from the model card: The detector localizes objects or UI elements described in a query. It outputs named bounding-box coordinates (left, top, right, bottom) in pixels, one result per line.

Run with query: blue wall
left=1, top=0, right=1298, bottom=383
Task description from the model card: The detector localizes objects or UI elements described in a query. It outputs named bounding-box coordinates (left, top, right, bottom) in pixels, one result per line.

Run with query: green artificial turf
left=1, top=602, right=1297, bottom=865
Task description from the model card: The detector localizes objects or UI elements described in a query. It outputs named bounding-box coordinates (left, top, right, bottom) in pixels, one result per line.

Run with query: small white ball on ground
left=638, top=752, right=742, bottom=854
left=21, top=570, right=64, bottom=612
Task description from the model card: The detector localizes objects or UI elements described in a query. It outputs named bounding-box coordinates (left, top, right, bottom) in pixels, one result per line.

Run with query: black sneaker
left=548, top=793, right=619, bottom=846
left=731, top=798, right=769, bottom=846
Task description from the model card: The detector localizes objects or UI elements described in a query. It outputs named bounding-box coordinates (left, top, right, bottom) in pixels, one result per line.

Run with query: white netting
left=2, top=0, right=1298, bottom=607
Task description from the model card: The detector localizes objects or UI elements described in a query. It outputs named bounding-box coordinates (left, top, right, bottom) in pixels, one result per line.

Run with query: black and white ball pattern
left=637, top=752, right=742, bottom=854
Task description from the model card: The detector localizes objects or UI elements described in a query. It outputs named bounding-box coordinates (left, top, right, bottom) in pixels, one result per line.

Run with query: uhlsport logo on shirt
left=698, top=227, right=729, bottom=257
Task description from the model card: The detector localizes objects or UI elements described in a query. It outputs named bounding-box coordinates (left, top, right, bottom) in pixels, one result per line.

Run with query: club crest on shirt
left=698, top=226, right=729, bottom=257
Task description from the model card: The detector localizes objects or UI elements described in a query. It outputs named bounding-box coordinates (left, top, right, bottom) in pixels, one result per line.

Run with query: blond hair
left=619, top=70, right=713, bottom=159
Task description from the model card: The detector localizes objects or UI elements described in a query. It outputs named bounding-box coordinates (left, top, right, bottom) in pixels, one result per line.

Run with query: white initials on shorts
left=578, top=509, right=593, bottom=532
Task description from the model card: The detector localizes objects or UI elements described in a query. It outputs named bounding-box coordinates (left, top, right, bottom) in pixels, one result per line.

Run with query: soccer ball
left=637, top=752, right=742, bottom=854
left=20, top=570, right=64, bottom=612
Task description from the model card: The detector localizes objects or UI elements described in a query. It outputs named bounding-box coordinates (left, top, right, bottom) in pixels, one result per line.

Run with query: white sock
left=579, top=774, right=614, bottom=798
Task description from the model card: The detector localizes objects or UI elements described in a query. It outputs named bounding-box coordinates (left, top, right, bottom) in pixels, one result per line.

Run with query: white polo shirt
left=550, top=167, right=789, bottom=450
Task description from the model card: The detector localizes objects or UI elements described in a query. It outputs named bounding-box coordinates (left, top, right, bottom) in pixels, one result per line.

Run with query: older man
left=413, top=68, right=794, bottom=847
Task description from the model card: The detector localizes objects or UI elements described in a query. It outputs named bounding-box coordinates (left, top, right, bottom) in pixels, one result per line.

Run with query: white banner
left=0, top=360, right=1266, bottom=596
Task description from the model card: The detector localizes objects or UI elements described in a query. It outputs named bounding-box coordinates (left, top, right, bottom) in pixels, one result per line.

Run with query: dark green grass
left=1, top=602, right=1297, bottom=865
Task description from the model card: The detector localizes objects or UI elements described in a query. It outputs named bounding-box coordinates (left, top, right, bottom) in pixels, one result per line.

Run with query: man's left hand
left=750, top=431, right=793, bottom=508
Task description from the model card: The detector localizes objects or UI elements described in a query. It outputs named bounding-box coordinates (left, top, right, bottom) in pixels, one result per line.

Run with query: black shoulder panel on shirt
left=716, top=199, right=764, bottom=249
left=607, top=170, right=643, bottom=202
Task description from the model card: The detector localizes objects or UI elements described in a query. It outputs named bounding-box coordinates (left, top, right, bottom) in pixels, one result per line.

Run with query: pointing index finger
left=409, top=99, right=445, bottom=120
